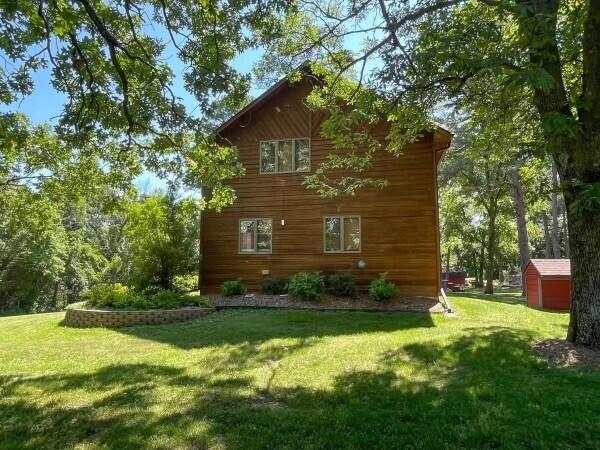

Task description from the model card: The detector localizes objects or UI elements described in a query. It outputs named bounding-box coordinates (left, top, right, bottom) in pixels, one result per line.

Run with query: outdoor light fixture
left=281, top=219, right=285, bottom=226
left=357, top=260, right=366, bottom=269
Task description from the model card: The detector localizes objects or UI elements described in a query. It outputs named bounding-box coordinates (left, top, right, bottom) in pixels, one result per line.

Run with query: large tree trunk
left=516, top=0, right=600, bottom=348
left=562, top=206, right=570, bottom=258
left=511, top=168, right=530, bottom=296
left=566, top=208, right=600, bottom=348
left=484, top=211, right=497, bottom=294
left=198, top=208, right=203, bottom=291
left=551, top=162, right=561, bottom=258
left=565, top=0, right=600, bottom=348
left=542, top=212, right=552, bottom=258
left=478, top=243, right=485, bottom=287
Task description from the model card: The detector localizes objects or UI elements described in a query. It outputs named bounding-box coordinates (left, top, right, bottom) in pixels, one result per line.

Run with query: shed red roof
left=527, top=259, right=571, bottom=277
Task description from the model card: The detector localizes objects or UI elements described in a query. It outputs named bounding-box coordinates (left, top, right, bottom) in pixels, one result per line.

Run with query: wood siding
left=202, top=79, right=444, bottom=298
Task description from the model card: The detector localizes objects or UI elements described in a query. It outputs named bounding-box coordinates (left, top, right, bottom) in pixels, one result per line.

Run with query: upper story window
left=240, top=218, right=272, bottom=253
left=324, top=216, right=361, bottom=253
left=260, top=138, right=310, bottom=174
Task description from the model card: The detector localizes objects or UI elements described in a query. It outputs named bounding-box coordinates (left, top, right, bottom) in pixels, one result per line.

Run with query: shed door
left=541, top=279, right=571, bottom=310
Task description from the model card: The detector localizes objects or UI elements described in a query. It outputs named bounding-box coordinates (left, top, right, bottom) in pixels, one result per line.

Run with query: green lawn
left=1, top=291, right=599, bottom=449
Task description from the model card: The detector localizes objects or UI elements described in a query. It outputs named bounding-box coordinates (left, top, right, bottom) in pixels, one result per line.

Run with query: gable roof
left=214, top=64, right=453, bottom=143
left=526, top=259, right=571, bottom=277
left=215, top=71, right=294, bottom=137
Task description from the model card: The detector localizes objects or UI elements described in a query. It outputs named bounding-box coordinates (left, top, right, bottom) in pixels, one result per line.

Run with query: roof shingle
left=529, top=259, right=571, bottom=277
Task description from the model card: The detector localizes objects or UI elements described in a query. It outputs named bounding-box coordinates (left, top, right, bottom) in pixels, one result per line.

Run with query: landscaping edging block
left=63, top=306, right=215, bottom=328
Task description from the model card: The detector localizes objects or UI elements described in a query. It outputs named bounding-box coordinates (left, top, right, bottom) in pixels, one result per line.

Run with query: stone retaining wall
left=63, top=307, right=215, bottom=328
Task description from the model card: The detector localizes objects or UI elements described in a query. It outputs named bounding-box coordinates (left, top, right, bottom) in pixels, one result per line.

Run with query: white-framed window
left=324, top=216, right=361, bottom=253
left=239, top=218, right=272, bottom=253
left=260, top=138, right=310, bottom=173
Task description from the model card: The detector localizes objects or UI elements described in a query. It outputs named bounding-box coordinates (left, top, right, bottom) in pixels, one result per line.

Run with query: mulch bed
left=533, top=339, right=600, bottom=370
left=206, top=293, right=445, bottom=313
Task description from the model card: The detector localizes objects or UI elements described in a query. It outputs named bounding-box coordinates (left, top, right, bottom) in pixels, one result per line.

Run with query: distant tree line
left=0, top=183, right=200, bottom=313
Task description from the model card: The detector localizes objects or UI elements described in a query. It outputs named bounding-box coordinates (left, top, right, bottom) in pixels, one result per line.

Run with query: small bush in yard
left=140, top=285, right=162, bottom=297
left=222, top=279, right=246, bottom=296
left=149, top=290, right=185, bottom=309
left=288, top=272, right=325, bottom=301
left=182, top=295, right=209, bottom=307
left=261, top=277, right=288, bottom=295
left=368, top=273, right=397, bottom=301
left=326, top=272, right=357, bottom=297
left=173, top=274, right=199, bottom=292
left=83, top=284, right=208, bottom=310
left=129, top=294, right=151, bottom=310
left=83, top=283, right=136, bottom=309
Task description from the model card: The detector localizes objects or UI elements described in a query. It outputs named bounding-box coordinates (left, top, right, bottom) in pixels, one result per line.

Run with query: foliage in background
left=0, top=187, right=200, bottom=313
left=172, top=275, right=200, bottom=293
left=125, top=192, right=200, bottom=290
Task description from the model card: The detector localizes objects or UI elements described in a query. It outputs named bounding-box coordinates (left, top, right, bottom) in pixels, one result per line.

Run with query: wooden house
left=200, top=70, right=453, bottom=298
left=524, top=259, right=572, bottom=310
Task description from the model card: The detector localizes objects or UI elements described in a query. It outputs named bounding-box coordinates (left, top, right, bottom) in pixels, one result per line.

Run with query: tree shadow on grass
left=451, top=289, right=525, bottom=305
left=453, top=291, right=570, bottom=316
left=2, top=328, right=599, bottom=449
left=115, top=308, right=435, bottom=350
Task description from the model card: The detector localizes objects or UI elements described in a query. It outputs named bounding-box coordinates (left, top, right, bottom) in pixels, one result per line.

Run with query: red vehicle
left=441, top=271, right=467, bottom=292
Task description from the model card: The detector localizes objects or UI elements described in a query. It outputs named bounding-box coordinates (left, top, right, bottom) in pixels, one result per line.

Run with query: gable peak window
left=260, top=138, right=310, bottom=173
left=239, top=218, right=272, bottom=253
left=324, top=216, right=361, bottom=253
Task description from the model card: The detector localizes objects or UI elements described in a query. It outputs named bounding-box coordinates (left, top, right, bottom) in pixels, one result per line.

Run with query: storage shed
left=523, top=259, right=571, bottom=310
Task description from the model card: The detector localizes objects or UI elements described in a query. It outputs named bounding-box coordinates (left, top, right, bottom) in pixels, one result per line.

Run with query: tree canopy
left=1, top=0, right=291, bottom=205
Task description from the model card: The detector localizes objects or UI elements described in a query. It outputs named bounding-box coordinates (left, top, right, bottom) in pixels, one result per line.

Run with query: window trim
left=259, top=138, right=311, bottom=174
left=239, top=218, right=273, bottom=254
left=323, top=215, right=362, bottom=254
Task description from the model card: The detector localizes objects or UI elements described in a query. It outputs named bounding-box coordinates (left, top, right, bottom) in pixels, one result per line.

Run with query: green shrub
left=222, top=279, right=246, bottom=297
left=173, top=274, right=199, bottom=292
left=83, top=283, right=134, bottom=309
left=129, top=294, right=151, bottom=310
left=111, top=290, right=136, bottom=309
left=83, top=284, right=208, bottom=310
left=183, top=295, right=209, bottom=307
left=368, top=273, right=397, bottom=302
left=261, top=277, right=288, bottom=295
left=288, top=272, right=325, bottom=301
left=326, top=272, right=357, bottom=297
left=140, top=285, right=162, bottom=297
left=149, top=290, right=185, bottom=309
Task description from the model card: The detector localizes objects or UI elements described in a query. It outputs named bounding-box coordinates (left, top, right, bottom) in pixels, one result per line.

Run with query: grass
left=1, top=289, right=599, bottom=449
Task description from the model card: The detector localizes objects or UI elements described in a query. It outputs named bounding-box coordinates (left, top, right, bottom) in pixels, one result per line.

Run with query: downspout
left=198, top=186, right=204, bottom=292
left=433, top=132, right=452, bottom=312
